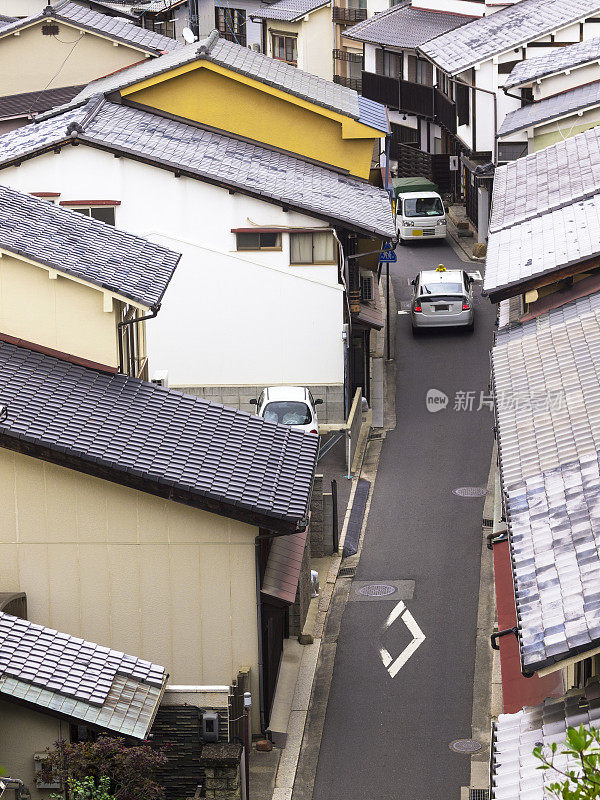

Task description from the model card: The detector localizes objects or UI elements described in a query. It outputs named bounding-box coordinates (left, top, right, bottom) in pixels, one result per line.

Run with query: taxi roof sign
left=436, top=264, right=446, bottom=272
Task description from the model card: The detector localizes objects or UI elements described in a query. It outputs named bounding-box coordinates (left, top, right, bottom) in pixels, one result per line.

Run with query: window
left=521, top=87, right=534, bottom=107
left=290, top=231, right=335, bottom=264
left=272, top=33, right=297, bottom=65
left=70, top=206, right=116, bottom=225
left=382, top=50, right=402, bottom=78
left=215, top=7, right=247, bottom=46
left=415, top=58, right=433, bottom=87
left=360, top=273, right=373, bottom=301
left=236, top=231, right=282, bottom=250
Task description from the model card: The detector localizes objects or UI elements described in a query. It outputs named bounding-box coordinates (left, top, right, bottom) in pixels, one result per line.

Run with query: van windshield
left=404, top=197, right=444, bottom=218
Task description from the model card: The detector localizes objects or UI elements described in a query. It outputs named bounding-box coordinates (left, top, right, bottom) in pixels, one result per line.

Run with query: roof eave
left=486, top=251, right=600, bottom=302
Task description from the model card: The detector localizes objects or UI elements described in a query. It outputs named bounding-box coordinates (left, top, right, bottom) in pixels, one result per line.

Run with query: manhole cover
left=450, top=739, right=483, bottom=754
left=358, top=583, right=397, bottom=597
left=453, top=487, right=487, bottom=498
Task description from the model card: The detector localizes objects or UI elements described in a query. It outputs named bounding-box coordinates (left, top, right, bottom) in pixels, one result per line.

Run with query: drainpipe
left=117, top=305, right=160, bottom=375
left=254, top=539, right=266, bottom=734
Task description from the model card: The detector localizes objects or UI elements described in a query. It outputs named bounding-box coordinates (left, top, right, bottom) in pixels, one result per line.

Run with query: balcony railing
left=362, top=72, right=457, bottom=132
left=434, top=88, right=456, bottom=134
left=361, top=71, right=399, bottom=108
left=333, top=48, right=362, bottom=62
left=334, top=74, right=362, bottom=91
left=333, top=7, right=367, bottom=23
left=399, top=79, right=434, bottom=117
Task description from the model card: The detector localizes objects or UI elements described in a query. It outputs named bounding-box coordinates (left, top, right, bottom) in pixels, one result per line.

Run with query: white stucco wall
left=196, top=0, right=263, bottom=48
left=0, top=147, right=345, bottom=389
left=266, top=6, right=333, bottom=81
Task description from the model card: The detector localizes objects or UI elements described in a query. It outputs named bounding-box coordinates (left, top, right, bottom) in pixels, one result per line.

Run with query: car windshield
left=263, top=401, right=311, bottom=426
left=404, top=197, right=444, bottom=218
left=420, top=281, right=463, bottom=295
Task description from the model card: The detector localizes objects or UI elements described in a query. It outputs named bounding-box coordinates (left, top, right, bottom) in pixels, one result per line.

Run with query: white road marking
left=398, top=310, right=409, bottom=315
left=468, top=271, right=483, bottom=282
left=379, top=600, right=426, bottom=678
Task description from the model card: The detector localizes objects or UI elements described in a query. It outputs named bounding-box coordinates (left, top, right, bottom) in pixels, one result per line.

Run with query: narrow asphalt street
left=312, top=240, right=496, bottom=799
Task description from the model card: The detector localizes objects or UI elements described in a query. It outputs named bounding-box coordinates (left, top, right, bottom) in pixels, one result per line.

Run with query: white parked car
left=396, top=190, right=447, bottom=242
left=251, top=387, right=322, bottom=435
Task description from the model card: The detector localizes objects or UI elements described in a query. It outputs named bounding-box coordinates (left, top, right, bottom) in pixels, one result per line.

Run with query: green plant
left=51, top=776, right=114, bottom=800
left=46, top=736, right=167, bottom=800
left=534, top=725, right=600, bottom=799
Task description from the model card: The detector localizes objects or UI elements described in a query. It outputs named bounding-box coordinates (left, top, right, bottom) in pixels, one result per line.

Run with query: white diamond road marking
left=378, top=600, right=426, bottom=678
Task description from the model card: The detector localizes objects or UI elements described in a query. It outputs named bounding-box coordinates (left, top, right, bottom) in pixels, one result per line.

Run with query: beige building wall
left=0, top=252, right=121, bottom=367
left=0, top=699, right=66, bottom=800
left=266, top=7, right=333, bottom=81
left=0, top=448, right=261, bottom=723
left=0, top=20, right=153, bottom=96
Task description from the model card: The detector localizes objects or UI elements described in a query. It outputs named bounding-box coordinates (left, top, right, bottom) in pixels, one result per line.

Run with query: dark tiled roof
left=484, top=194, right=600, bottom=297
left=0, top=98, right=396, bottom=239
left=490, top=125, right=600, bottom=233
left=492, top=292, right=600, bottom=671
left=0, top=183, right=181, bottom=308
left=344, top=2, right=474, bottom=48
left=0, top=85, right=84, bottom=120
left=0, top=611, right=165, bottom=738
left=505, top=36, right=600, bottom=89
left=498, top=80, right=600, bottom=137
left=40, top=30, right=389, bottom=132
left=0, top=341, right=319, bottom=530
left=421, top=0, right=600, bottom=76
left=492, top=686, right=600, bottom=800
left=251, top=0, right=330, bottom=22
left=0, top=0, right=181, bottom=55
left=0, top=14, right=16, bottom=30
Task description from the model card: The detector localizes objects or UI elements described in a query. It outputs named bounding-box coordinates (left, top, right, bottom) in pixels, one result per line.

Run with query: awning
left=353, top=304, right=384, bottom=330
left=261, top=530, right=308, bottom=605
left=493, top=539, right=563, bottom=713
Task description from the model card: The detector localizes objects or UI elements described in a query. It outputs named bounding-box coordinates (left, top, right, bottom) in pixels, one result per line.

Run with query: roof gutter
left=117, top=304, right=160, bottom=375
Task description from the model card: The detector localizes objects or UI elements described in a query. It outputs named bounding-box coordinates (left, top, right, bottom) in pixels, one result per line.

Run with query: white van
left=396, top=191, right=447, bottom=243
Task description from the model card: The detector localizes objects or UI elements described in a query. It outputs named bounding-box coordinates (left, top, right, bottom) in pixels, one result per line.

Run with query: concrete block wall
left=180, top=384, right=346, bottom=423
left=309, top=474, right=325, bottom=558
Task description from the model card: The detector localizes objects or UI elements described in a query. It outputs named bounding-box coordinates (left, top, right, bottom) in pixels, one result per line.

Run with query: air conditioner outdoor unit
left=151, top=370, right=169, bottom=389
left=250, top=42, right=261, bottom=52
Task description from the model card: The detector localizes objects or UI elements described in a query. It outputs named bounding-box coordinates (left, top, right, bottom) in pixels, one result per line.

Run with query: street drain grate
left=469, top=790, right=489, bottom=800
left=453, top=487, right=488, bottom=498
left=450, top=739, right=483, bottom=754
left=483, top=517, right=494, bottom=528
left=339, top=567, right=356, bottom=577
left=358, top=583, right=397, bottom=597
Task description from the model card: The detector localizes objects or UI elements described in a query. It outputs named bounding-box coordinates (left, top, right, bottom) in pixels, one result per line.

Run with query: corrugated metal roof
left=344, top=1, right=474, bottom=48
left=251, top=0, right=330, bottom=23
left=38, top=30, right=389, bottom=132
left=0, top=611, right=165, bottom=738
left=421, top=0, right=600, bottom=76
left=490, top=124, right=600, bottom=233
left=261, top=529, right=308, bottom=604
left=0, top=340, right=319, bottom=529
left=505, top=36, right=600, bottom=89
left=492, top=687, right=600, bottom=800
left=0, top=0, right=181, bottom=54
left=498, top=80, right=600, bottom=137
left=0, top=182, right=181, bottom=308
left=0, top=98, right=396, bottom=239
left=484, top=194, right=600, bottom=296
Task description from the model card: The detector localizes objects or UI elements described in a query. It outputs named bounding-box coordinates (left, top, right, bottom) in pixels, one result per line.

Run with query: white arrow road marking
left=379, top=600, right=426, bottom=678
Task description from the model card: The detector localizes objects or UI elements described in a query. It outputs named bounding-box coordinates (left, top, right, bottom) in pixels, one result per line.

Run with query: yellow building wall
left=0, top=448, right=261, bottom=723
left=125, top=63, right=378, bottom=178
left=0, top=20, right=152, bottom=96
left=0, top=253, right=120, bottom=367
left=0, top=700, right=66, bottom=800
left=534, top=110, right=600, bottom=151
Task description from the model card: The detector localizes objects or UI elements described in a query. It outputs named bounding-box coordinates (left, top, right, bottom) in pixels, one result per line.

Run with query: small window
left=71, top=206, right=116, bottom=225
left=360, top=274, right=373, bottom=301
left=236, top=231, right=282, bottom=250
left=272, top=34, right=297, bottom=66
left=290, top=231, right=335, bottom=264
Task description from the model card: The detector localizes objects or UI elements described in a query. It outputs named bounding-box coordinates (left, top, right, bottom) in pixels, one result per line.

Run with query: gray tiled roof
left=498, top=80, right=600, bottom=137
left=492, top=687, right=600, bottom=800
left=0, top=14, right=16, bottom=30
left=0, top=85, right=83, bottom=119
left=421, top=0, right=600, bottom=76
left=0, top=340, right=319, bottom=529
left=251, top=0, right=329, bottom=22
left=505, top=36, right=600, bottom=89
left=490, top=124, right=600, bottom=233
left=492, top=292, right=600, bottom=670
left=0, top=611, right=165, bottom=738
left=0, top=183, right=181, bottom=308
left=0, top=0, right=180, bottom=54
left=40, top=30, right=389, bottom=132
left=0, top=98, right=396, bottom=238
left=344, top=1, right=474, bottom=48
left=484, top=194, right=600, bottom=296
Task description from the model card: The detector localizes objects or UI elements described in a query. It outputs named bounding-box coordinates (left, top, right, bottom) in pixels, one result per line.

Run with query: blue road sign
left=378, top=245, right=397, bottom=263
